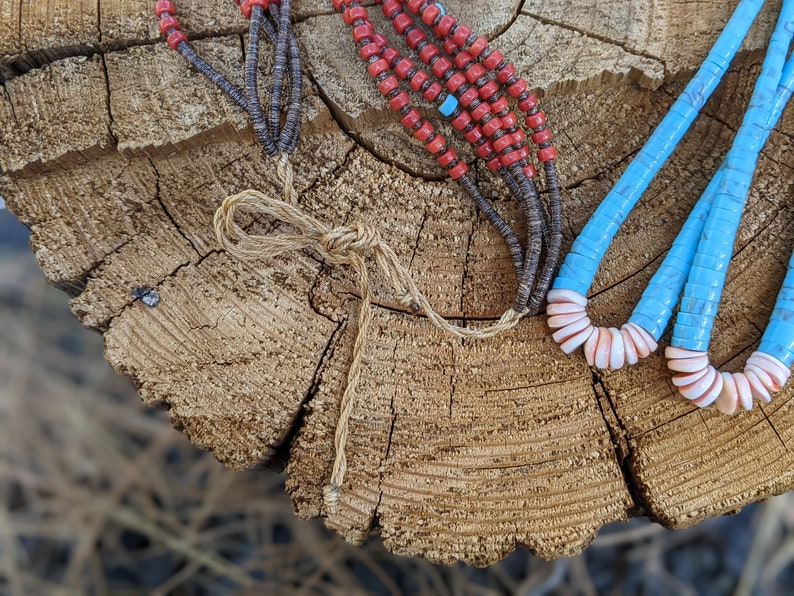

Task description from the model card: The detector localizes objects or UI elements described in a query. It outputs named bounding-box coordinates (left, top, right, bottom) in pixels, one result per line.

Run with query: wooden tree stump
left=2, top=0, right=792, bottom=565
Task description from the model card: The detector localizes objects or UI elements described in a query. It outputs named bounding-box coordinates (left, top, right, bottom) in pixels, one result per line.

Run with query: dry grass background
left=1, top=206, right=793, bottom=595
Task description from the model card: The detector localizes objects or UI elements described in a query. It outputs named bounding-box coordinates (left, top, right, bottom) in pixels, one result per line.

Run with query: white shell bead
left=679, top=366, right=717, bottom=400
left=623, top=323, right=653, bottom=358
left=595, top=328, right=612, bottom=369
left=584, top=328, right=600, bottom=366
left=692, top=370, right=723, bottom=407
left=608, top=328, right=625, bottom=370
left=546, top=289, right=587, bottom=306
left=734, top=373, right=753, bottom=410
left=546, top=302, right=586, bottom=316
left=560, top=325, right=594, bottom=354
left=715, top=372, right=738, bottom=415
left=744, top=363, right=778, bottom=392
left=745, top=370, right=771, bottom=403
left=620, top=328, right=638, bottom=365
left=667, top=354, right=710, bottom=374
left=552, top=315, right=591, bottom=343
left=671, top=367, right=709, bottom=387
left=547, top=311, right=589, bottom=330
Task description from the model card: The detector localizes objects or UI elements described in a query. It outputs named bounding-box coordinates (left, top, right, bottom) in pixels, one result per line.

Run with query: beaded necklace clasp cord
left=547, top=0, right=794, bottom=414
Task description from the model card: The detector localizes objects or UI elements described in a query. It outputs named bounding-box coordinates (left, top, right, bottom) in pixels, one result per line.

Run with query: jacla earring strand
left=545, top=0, right=765, bottom=364
left=664, top=3, right=794, bottom=413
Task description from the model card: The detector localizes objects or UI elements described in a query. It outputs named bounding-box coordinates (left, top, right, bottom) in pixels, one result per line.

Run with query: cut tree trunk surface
left=1, top=0, right=792, bottom=565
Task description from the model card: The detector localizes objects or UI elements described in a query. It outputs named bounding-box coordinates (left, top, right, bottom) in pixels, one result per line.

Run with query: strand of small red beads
left=333, top=0, right=563, bottom=313
left=154, top=0, right=302, bottom=156
left=401, top=0, right=563, bottom=312
left=380, top=0, right=560, bottom=311
left=336, top=0, right=529, bottom=281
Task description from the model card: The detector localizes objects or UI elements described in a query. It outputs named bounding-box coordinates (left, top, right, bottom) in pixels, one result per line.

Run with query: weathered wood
left=1, top=0, right=792, bottom=565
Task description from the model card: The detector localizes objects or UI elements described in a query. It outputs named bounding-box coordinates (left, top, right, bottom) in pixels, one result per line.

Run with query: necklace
left=334, top=0, right=563, bottom=314
left=546, top=0, right=794, bottom=414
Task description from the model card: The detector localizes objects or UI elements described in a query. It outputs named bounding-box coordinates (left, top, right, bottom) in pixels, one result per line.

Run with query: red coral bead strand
left=334, top=0, right=526, bottom=271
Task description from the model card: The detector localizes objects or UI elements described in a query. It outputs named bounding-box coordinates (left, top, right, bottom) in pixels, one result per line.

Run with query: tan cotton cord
left=213, top=156, right=526, bottom=509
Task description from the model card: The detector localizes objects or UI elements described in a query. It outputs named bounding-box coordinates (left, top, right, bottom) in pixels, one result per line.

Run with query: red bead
left=537, top=146, right=558, bottom=162
left=159, top=15, right=180, bottom=35
left=489, top=97, right=509, bottom=115
left=481, top=116, right=502, bottom=137
left=465, top=63, right=485, bottom=84
left=469, top=37, right=488, bottom=57
left=500, top=110, right=518, bottom=129
left=478, top=80, right=499, bottom=100
left=493, top=134, right=512, bottom=153
left=381, top=0, right=401, bottom=18
left=453, top=51, right=473, bottom=70
left=448, top=161, right=468, bottom=180
left=496, top=63, right=516, bottom=83
left=389, top=91, right=410, bottom=111
left=367, top=59, right=389, bottom=78
left=409, top=70, right=429, bottom=91
left=421, top=3, right=441, bottom=25
left=382, top=47, right=400, bottom=64
left=332, top=0, right=345, bottom=9
left=166, top=29, right=187, bottom=49
left=525, top=110, right=546, bottom=129
left=413, top=120, right=434, bottom=141
left=407, top=0, right=424, bottom=12
left=418, top=43, right=440, bottom=63
left=155, top=1, right=175, bottom=18
left=433, top=15, right=456, bottom=38
left=394, top=58, right=415, bottom=79
left=359, top=42, right=380, bottom=60
left=372, top=33, right=388, bottom=48
left=523, top=164, right=537, bottom=178
left=425, top=133, right=446, bottom=154
left=459, top=87, right=478, bottom=107
left=431, top=57, right=452, bottom=78
left=437, top=148, right=457, bottom=167
left=518, top=94, right=538, bottom=112
left=452, top=111, right=472, bottom=131
left=471, top=101, right=490, bottom=121
left=423, top=81, right=443, bottom=102
left=511, top=129, right=525, bottom=143
left=452, top=25, right=472, bottom=47
left=240, top=0, right=252, bottom=18
left=508, top=78, right=528, bottom=98
left=532, top=128, right=553, bottom=145
left=378, top=75, right=399, bottom=95
left=464, top=126, right=483, bottom=144
left=483, top=49, right=504, bottom=70
left=401, top=108, right=421, bottom=129
left=342, top=6, right=368, bottom=25
left=500, top=149, right=522, bottom=166
left=445, top=72, right=466, bottom=93
left=517, top=146, right=530, bottom=160
left=406, top=27, right=426, bottom=49
left=353, top=24, right=375, bottom=42
left=476, top=140, right=494, bottom=159
left=392, top=12, right=413, bottom=34
left=487, top=157, right=501, bottom=171
left=442, top=38, right=457, bottom=55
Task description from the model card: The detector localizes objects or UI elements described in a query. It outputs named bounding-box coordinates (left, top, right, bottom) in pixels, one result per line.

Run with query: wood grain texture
left=1, top=0, right=793, bottom=564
